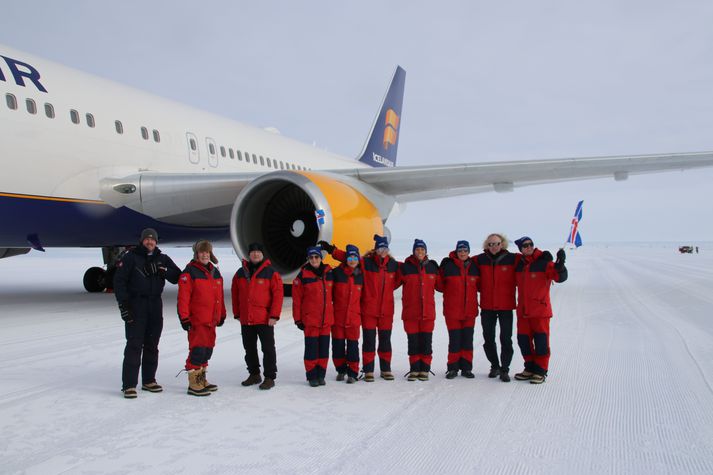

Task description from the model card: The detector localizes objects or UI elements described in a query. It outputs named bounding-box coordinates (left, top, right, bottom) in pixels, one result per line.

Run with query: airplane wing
left=342, top=151, right=713, bottom=202
left=101, top=151, right=713, bottom=226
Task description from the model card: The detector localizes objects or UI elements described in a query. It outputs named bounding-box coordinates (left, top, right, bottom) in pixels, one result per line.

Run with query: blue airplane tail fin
left=357, top=66, right=406, bottom=168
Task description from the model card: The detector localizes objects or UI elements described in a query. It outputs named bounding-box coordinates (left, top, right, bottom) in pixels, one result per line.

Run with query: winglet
left=356, top=66, right=406, bottom=168
left=565, top=200, right=584, bottom=248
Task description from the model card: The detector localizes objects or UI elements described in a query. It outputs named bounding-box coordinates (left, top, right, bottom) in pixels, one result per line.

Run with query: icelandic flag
left=566, top=200, right=584, bottom=248
left=315, top=209, right=325, bottom=228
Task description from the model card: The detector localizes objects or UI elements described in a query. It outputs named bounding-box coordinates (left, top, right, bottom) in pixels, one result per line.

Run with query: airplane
left=2, top=43, right=713, bottom=292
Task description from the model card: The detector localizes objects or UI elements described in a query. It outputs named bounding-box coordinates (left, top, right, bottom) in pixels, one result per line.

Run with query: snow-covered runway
left=1, top=246, right=712, bottom=474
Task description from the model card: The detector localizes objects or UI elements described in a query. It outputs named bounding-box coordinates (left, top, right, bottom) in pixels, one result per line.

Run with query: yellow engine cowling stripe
left=298, top=172, right=384, bottom=267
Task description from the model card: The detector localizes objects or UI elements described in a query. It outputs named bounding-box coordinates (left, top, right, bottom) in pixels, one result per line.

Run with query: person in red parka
left=439, top=240, right=480, bottom=379
left=474, top=233, right=520, bottom=382
left=513, top=236, right=568, bottom=384
left=398, top=239, right=440, bottom=381
left=231, top=242, right=283, bottom=390
left=320, top=234, right=400, bottom=382
left=331, top=244, right=363, bottom=384
left=177, top=240, right=226, bottom=397
left=293, top=246, right=335, bottom=387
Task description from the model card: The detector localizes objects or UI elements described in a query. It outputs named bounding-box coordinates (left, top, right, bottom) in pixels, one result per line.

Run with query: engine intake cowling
left=230, top=171, right=389, bottom=281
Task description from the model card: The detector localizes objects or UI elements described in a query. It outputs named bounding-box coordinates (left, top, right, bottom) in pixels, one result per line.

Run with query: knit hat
left=514, top=236, right=534, bottom=250
left=456, top=240, right=470, bottom=252
left=412, top=239, right=427, bottom=253
left=248, top=242, right=265, bottom=253
left=140, top=228, right=158, bottom=242
left=307, top=246, right=323, bottom=258
left=373, top=234, right=389, bottom=251
left=193, top=239, right=218, bottom=264
left=346, top=244, right=360, bottom=258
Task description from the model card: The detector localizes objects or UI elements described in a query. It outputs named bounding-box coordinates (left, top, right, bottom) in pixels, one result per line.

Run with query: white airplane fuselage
left=0, top=44, right=365, bottom=248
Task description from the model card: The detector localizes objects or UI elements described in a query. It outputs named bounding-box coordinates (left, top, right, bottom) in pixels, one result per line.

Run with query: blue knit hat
left=307, top=246, right=323, bottom=257
left=514, top=236, right=534, bottom=250
left=456, top=240, right=470, bottom=252
left=373, top=234, right=389, bottom=250
left=346, top=244, right=360, bottom=258
left=412, top=239, right=427, bottom=253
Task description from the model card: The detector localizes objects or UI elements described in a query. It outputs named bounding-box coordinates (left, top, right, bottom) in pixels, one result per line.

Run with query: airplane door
left=206, top=137, right=218, bottom=168
left=186, top=132, right=200, bottom=164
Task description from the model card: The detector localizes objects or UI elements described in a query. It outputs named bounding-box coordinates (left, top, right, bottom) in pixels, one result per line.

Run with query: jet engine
left=230, top=171, right=395, bottom=281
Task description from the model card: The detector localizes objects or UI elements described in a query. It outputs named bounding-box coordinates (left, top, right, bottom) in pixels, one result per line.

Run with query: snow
left=2, top=245, right=713, bottom=474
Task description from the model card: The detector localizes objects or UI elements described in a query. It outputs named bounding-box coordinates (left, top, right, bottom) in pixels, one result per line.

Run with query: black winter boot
left=259, top=378, right=275, bottom=390
left=241, top=373, right=262, bottom=386
left=488, top=367, right=500, bottom=378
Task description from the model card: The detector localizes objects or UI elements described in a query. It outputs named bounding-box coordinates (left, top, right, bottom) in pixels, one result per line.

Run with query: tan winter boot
left=187, top=369, right=211, bottom=396
left=200, top=367, right=218, bottom=392
left=380, top=371, right=395, bottom=381
left=364, top=372, right=375, bottom=382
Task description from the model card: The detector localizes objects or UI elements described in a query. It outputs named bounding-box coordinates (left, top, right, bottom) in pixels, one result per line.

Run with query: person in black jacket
left=113, top=228, right=180, bottom=398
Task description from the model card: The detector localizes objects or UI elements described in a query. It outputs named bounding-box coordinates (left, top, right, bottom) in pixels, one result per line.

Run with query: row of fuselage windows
left=5, top=92, right=311, bottom=171
left=5, top=93, right=160, bottom=143
left=188, top=137, right=310, bottom=171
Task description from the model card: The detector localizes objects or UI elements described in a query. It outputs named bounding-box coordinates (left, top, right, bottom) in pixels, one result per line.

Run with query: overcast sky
left=2, top=1, right=712, bottom=246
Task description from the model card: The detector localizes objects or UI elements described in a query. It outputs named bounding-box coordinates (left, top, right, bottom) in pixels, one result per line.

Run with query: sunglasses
left=520, top=242, right=534, bottom=249
left=308, top=255, right=321, bottom=259
left=487, top=242, right=502, bottom=247
left=347, top=256, right=359, bottom=261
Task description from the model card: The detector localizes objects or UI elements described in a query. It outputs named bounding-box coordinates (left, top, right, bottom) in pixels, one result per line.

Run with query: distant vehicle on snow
left=678, top=246, right=694, bottom=254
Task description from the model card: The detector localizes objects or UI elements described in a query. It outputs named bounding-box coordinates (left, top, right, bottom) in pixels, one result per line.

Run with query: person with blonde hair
left=177, top=240, right=226, bottom=396
left=474, top=233, right=520, bottom=382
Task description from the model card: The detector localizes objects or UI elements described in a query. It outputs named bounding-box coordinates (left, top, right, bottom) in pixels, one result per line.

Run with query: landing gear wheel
left=83, top=267, right=107, bottom=293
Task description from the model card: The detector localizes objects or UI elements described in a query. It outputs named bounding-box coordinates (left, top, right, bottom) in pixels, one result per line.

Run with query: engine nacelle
left=230, top=171, right=394, bottom=281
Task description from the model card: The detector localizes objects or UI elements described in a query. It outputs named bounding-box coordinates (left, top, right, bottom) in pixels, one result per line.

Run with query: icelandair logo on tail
left=371, top=152, right=394, bottom=167
left=382, top=108, right=400, bottom=151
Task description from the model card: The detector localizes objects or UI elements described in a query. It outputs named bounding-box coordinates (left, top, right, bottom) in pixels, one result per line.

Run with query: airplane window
left=209, top=143, right=215, bottom=155
left=252, top=154, right=257, bottom=164
left=237, top=150, right=242, bottom=161
left=189, top=138, right=196, bottom=151
left=70, top=109, right=80, bottom=124
left=115, top=120, right=123, bottom=134
left=279, top=161, right=284, bottom=170
left=266, top=157, right=272, bottom=167
left=291, top=163, right=296, bottom=170
left=26, top=98, right=37, bottom=114
left=141, top=127, right=149, bottom=140
left=44, top=103, right=55, bottom=118
left=86, top=113, right=95, bottom=128
left=153, top=129, right=160, bottom=142
left=220, top=146, right=226, bottom=157
left=259, top=156, right=265, bottom=166
left=229, top=148, right=234, bottom=159
left=5, top=93, right=17, bottom=110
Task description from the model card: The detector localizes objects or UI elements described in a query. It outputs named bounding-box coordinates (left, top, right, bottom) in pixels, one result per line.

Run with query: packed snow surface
left=1, top=245, right=712, bottom=474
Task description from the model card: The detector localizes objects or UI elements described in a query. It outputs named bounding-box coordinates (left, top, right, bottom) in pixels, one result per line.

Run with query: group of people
left=114, top=228, right=568, bottom=398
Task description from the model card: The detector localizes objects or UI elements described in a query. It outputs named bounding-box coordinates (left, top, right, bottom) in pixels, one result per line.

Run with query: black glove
left=295, top=321, right=305, bottom=331
left=118, top=302, right=133, bottom=323
left=556, top=248, right=566, bottom=266
left=218, top=317, right=225, bottom=327
left=318, top=240, right=335, bottom=254
left=180, top=319, right=191, bottom=331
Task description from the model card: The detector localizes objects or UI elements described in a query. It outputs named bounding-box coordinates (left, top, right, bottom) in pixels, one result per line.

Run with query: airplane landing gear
left=82, top=246, right=126, bottom=293
left=83, top=267, right=109, bottom=293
